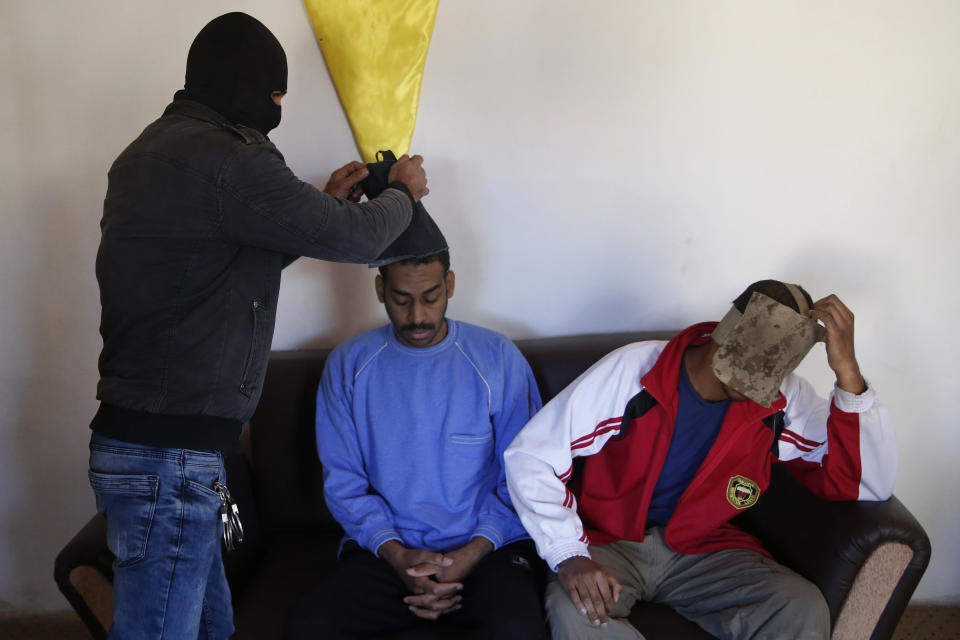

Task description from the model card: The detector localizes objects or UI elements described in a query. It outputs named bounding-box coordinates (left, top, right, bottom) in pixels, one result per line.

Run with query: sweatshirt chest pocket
left=447, top=430, right=496, bottom=470
left=449, top=432, right=494, bottom=446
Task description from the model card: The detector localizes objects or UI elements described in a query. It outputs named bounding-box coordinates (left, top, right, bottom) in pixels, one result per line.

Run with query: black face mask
left=177, top=12, right=287, bottom=135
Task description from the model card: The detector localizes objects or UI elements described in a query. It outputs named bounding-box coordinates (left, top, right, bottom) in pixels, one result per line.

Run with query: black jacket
left=93, top=100, right=412, bottom=450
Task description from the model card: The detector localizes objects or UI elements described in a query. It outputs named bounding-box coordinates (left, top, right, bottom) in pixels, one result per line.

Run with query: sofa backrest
left=248, top=330, right=676, bottom=538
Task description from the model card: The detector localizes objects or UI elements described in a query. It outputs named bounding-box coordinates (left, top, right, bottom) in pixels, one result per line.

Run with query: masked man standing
left=89, top=12, right=428, bottom=639
left=505, top=280, right=897, bottom=640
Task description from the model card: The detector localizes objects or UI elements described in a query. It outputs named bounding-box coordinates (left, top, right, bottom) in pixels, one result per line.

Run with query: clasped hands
left=378, top=537, right=492, bottom=620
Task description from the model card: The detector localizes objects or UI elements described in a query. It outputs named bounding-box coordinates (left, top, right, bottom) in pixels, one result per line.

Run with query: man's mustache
left=400, top=323, right=435, bottom=332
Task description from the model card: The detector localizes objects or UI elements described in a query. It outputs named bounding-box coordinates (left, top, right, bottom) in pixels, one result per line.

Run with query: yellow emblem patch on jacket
left=726, top=475, right=761, bottom=509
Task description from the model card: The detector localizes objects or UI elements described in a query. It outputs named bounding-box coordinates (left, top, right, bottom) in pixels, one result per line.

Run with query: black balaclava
left=177, top=12, right=287, bottom=135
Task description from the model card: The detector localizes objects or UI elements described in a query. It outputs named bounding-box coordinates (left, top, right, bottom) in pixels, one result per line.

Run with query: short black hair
left=378, top=250, right=450, bottom=281
left=732, top=280, right=814, bottom=313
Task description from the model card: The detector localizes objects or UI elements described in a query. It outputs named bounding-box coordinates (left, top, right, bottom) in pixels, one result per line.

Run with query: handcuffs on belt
left=213, top=480, right=244, bottom=552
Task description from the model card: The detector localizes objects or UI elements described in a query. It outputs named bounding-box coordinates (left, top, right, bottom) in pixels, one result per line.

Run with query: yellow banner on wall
left=304, top=0, right=439, bottom=163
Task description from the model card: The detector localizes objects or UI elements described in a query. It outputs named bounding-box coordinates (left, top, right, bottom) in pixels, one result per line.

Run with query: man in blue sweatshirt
left=284, top=246, right=548, bottom=639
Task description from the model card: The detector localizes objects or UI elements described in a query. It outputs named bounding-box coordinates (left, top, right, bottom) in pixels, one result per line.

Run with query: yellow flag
left=304, top=0, right=439, bottom=162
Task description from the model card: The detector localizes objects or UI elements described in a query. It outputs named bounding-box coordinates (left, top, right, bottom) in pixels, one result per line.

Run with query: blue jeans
left=88, top=434, right=234, bottom=640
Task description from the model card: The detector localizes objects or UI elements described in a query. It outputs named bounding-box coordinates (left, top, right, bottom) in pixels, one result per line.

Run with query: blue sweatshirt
left=316, top=319, right=541, bottom=554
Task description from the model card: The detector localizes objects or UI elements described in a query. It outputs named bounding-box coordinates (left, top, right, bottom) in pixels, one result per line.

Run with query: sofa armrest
left=53, top=446, right=263, bottom=639
left=53, top=514, right=112, bottom=640
left=735, top=465, right=930, bottom=640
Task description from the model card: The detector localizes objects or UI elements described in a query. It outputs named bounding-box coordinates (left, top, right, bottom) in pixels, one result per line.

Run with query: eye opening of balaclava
left=179, top=12, right=287, bottom=135
left=711, top=283, right=826, bottom=407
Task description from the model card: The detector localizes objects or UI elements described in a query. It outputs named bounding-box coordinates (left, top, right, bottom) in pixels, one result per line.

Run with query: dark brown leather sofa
left=55, top=331, right=930, bottom=639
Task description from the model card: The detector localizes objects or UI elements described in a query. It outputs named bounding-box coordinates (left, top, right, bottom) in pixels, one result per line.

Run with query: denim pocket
left=182, top=464, right=227, bottom=533
left=185, top=478, right=222, bottom=499
left=89, top=471, right=159, bottom=568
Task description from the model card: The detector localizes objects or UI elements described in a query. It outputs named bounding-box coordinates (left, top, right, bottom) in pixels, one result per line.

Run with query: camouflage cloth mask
left=711, top=287, right=825, bottom=407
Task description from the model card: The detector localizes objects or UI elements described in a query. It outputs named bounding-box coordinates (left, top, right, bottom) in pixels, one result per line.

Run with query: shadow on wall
left=5, top=187, right=102, bottom=610
left=412, top=158, right=540, bottom=340
left=1, top=5, right=182, bottom=608
left=292, top=259, right=384, bottom=350
left=779, top=244, right=889, bottom=386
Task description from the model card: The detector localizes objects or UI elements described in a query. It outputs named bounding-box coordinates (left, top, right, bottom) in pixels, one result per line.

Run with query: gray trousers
left=546, top=528, right=829, bottom=640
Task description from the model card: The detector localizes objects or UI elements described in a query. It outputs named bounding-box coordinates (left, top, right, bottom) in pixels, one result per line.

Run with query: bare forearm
left=834, top=362, right=866, bottom=395
left=462, top=536, right=494, bottom=562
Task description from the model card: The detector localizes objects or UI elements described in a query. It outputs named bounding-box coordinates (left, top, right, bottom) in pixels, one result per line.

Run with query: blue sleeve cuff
left=473, top=523, right=505, bottom=550
left=368, top=529, right=402, bottom=557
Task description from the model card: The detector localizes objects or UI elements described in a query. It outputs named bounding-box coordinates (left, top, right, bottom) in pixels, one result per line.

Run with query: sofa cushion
left=249, top=351, right=342, bottom=537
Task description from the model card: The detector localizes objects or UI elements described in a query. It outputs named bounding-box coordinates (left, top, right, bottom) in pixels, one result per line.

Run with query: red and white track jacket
left=504, top=323, right=897, bottom=571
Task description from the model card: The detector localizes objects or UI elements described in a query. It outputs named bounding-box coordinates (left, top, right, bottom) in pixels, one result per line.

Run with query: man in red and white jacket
left=504, top=280, right=896, bottom=640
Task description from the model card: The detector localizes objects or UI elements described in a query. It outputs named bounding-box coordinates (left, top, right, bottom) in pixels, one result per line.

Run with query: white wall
left=1, top=0, right=957, bottom=611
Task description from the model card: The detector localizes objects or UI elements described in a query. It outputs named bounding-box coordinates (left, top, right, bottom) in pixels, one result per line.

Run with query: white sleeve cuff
left=832, top=379, right=877, bottom=413
left=544, top=540, right=591, bottom=573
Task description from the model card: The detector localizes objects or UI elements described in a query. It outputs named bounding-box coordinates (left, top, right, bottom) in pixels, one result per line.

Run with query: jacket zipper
left=239, top=300, right=262, bottom=395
